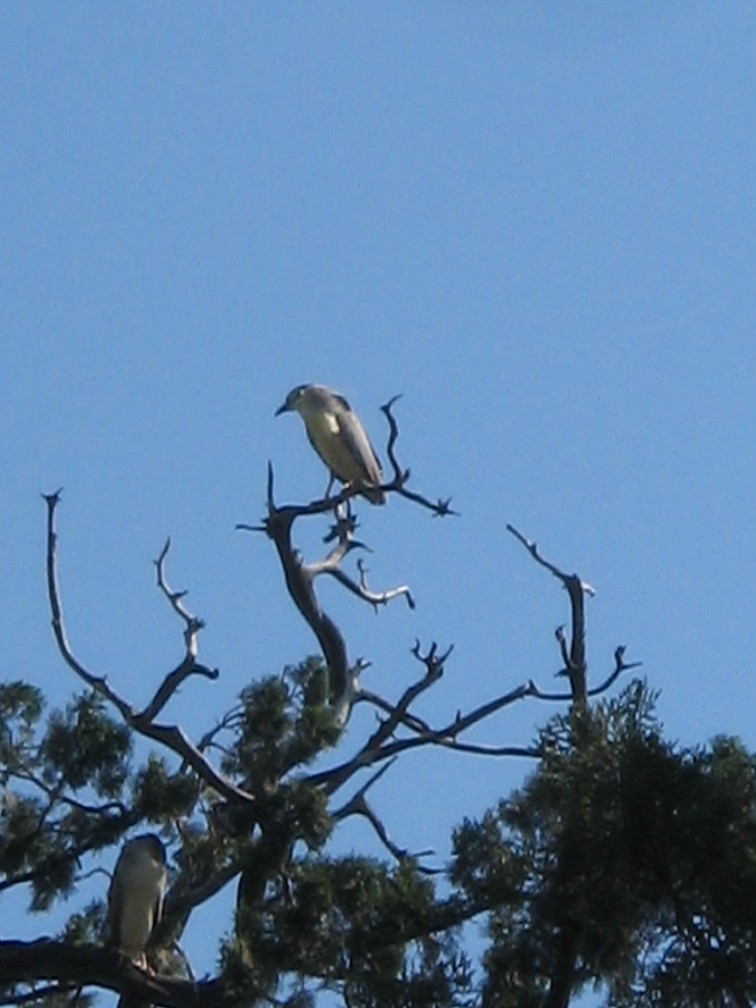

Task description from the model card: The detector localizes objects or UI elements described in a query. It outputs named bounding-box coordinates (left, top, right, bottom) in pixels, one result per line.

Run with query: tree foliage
left=453, top=683, right=756, bottom=1008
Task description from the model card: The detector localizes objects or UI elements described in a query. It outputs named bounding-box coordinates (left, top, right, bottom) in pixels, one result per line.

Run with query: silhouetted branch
left=43, top=492, right=255, bottom=809
left=258, top=492, right=352, bottom=720
left=327, top=557, right=415, bottom=611
left=240, top=398, right=455, bottom=725
left=379, top=396, right=459, bottom=516
left=0, top=981, right=81, bottom=1006
left=0, top=940, right=232, bottom=1008
left=305, top=643, right=541, bottom=795
left=309, top=640, right=451, bottom=792
left=507, top=524, right=640, bottom=708
left=506, top=525, right=594, bottom=704
left=245, top=456, right=420, bottom=723
left=139, top=538, right=219, bottom=723
left=587, top=645, right=642, bottom=697
left=43, top=490, right=135, bottom=719
left=332, top=761, right=440, bottom=874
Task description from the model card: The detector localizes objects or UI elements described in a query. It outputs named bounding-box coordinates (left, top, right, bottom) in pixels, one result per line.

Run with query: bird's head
left=275, top=383, right=311, bottom=417
left=275, top=384, right=339, bottom=418
left=124, top=833, right=167, bottom=865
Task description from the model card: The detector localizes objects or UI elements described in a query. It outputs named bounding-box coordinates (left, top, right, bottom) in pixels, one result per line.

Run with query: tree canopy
left=2, top=403, right=755, bottom=1008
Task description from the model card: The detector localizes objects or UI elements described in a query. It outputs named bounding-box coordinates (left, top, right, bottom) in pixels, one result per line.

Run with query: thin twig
left=139, top=540, right=219, bottom=722
left=43, top=491, right=136, bottom=721
left=587, top=645, right=642, bottom=697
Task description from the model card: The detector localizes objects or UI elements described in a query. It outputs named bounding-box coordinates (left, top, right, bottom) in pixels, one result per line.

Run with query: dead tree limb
left=43, top=491, right=254, bottom=809
left=305, top=642, right=541, bottom=795
left=139, top=537, right=219, bottom=723
left=379, top=395, right=458, bottom=516
left=241, top=398, right=447, bottom=723
left=0, top=940, right=231, bottom=1008
left=331, top=760, right=439, bottom=874
left=506, top=524, right=640, bottom=704
left=506, top=523, right=591, bottom=704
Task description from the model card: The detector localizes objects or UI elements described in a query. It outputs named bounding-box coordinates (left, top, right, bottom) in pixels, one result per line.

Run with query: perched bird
left=275, top=383, right=386, bottom=504
left=107, top=833, right=168, bottom=969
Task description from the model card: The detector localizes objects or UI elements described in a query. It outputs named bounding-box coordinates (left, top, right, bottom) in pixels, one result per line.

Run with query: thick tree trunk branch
left=542, top=921, right=579, bottom=1008
left=261, top=493, right=352, bottom=716
left=0, top=941, right=231, bottom=1008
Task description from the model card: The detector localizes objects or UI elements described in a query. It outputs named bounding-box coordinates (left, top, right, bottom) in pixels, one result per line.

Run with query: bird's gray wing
left=106, top=864, right=123, bottom=947
left=331, top=395, right=382, bottom=474
left=152, top=870, right=166, bottom=931
left=331, top=392, right=352, bottom=411
left=337, top=410, right=383, bottom=484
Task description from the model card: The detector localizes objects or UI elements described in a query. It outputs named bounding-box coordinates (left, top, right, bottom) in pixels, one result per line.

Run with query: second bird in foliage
left=275, top=383, right=386, bottom=504
left=107, top=833, right=168, bottom=968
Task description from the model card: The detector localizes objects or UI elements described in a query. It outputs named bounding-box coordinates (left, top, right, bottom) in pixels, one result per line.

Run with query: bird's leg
left=324, top=472, right=336, bottom=502
left=119, top=950, right=149, bottom=970
left=325, top=472, right=352, bottom=520
left=337, top=494, right=355, bottom=522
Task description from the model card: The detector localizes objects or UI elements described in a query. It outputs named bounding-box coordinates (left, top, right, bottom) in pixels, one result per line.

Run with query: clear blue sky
left=2, top=3, right=754, bottom=1002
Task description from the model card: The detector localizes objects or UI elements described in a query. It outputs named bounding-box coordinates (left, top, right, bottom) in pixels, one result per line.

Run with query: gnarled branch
left=0, top=940, right=231, bottom=1008
left=43, top=491, right=254, bottom=809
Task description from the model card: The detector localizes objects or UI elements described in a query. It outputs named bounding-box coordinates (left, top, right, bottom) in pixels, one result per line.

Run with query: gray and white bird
left=107, top=833, right=168, bottom=968
left=275, top=384, right=386, bottom=504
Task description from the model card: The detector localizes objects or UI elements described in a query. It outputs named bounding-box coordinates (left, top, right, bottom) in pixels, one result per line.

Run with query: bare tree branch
left=305, top=643, right=542, bottom=795
left=587, top=645, right=642, bottom=698
left=236, top=398, right=454, bottom=726
left=507, top=524, right=640, bottom=705
left=0, top=941, right=231, bottom=1008
left=245, top=461, right=419, bottom=723
left=507, top=524, right=596, bottom=705
left=43, top=491, right=136, bottom=721
left=138, top=539, right=220, bottom=723
left=379, top=396, right=459, bottom=516
left=43, top=491, right=255, bottom=809
left=331, top=761, right=439, bottom=873
left=326, top=558, right=415, bottom=612
left=304, top=640, right=450, bottom=793
left=257, top=485, right=352, bottom=719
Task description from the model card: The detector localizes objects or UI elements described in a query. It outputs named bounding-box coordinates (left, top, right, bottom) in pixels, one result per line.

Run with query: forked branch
left=506, top=523, right=639, bottom=704
left=0, top=940, right=231, bottom=1008
left=139, top=538, right=219, bottom=722
left=237, top=396, right=454, bottom=721
left=331, top=760, right=438, bottom=872
left=379, top=395, right=458, bottom=516
left=305, top=642, right=541, bottom=795
left=42, top=491, right=254, bottom=808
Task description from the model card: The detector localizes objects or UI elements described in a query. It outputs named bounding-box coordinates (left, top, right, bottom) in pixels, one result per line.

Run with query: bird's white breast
left=116, top=850, right=166, bottom=958
left=304, top=411, right=363, bottom=481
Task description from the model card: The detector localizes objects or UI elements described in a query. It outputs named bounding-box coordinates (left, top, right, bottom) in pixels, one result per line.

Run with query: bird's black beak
left=274, top=402, right=289, bottom=417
